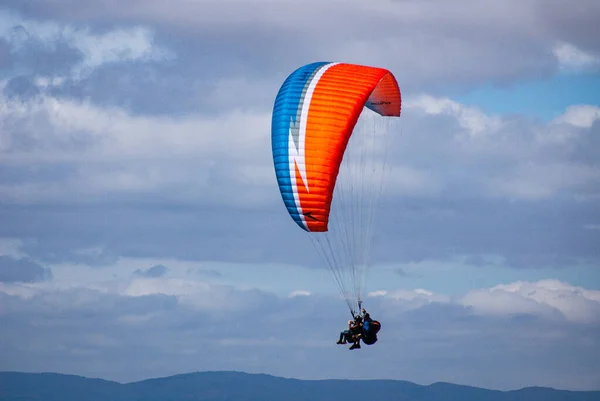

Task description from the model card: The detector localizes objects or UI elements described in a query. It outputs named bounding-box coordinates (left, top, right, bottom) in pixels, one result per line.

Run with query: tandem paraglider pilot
left=336, top=308, right=381, bottom=350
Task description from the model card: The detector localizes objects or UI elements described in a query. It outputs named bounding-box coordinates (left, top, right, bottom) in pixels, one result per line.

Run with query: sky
left=1, top=0, right=599, bottom=392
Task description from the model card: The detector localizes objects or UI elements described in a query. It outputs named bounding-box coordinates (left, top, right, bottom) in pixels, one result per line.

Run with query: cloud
left=186, top=267, right=222, bottom=278
left=134, top=264, right=168, bottom=278
left=1, top=276, right=598, bottom=389
left=460, top=279, right=600, bottom=323
left=0, top=238, right=27, bottom=258
left=485, top=161, right=600, bottom=201
left=3, top=89, right=598, bottom=205
left=0, top=9, right=172, bottom=80
left=403, top=96, right=600, bottom=203
left=1, top=82, right=599, bottom=269
left=554, top=105, right=600, bottom=128
left=404, top=95, right=503, bottom=137
left=365, top=279, right=600, bottom=326
left=0, top=255, right=52, bottom=283
left=0, top=38, right=10, bottom=68
left=65, top=245, right=121, bottom=267
left=16, top=242, right=120, bottom=268
left=289, top=290, right=310, bottom=297
left=122, top=277, right=275, bottom=313
left=368, top=288, right=451, bottom=313
left=3, top=0, right=598, bottom=97
left=462, top=254, right=489, bottom=267
left=553, top=42, right=600, bottom=72
left=0, top=89, right=272, bottom=208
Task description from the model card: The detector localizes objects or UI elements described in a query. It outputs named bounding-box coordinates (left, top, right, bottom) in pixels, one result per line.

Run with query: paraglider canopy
left=271, top=61, right=402, bottom=315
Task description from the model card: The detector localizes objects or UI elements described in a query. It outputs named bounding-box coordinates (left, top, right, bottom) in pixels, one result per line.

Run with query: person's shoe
left=349, top=343, right=360, bottom=350
left=336, top=340, right=345, bottom=344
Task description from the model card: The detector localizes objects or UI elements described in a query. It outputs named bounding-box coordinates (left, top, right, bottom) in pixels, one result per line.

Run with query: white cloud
left=0, top=238, right=27, bottom=258
left=33, top=76, right=67, bottom=89
left=0, top=90, right=273, bottom=205
left=405, top=95, right=502, bottom=136
left=554, top=105, right=600, bottom=128
left=0, top=282, right=40, bottom=299
left=400, top=95, right=600, bottom=202
left=3, top=88, right=599, bottom=208
left=4, top=270, right=598, bottom=324
left=0, top=9, right=172, bottom=80
left=124, top=277, right=209, bottom=301
left=4, top=0, right=595, bottom=93
left=384, top=166, right=442, bottom=197
left=368, top=287, right=451, bottom=311
left=553, top=42, right=600, bottom=71
left=366, top=279, right=600, bottom=324
left=2, top=266, right=599, bottom=389
left=70, top=26, right=173, bottom=78
left=485, top=162, right=600, bottom=201
left=460, top=279, right=600, bottom=323
left=0, top=272, right=259, bottom=313
left=0, top=90, right=267, bottom=162
left=289, top=290, right=311, bottom=297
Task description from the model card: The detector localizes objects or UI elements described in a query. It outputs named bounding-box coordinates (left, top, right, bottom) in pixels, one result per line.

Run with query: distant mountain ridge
left=1, top=371, right=598, bottom=401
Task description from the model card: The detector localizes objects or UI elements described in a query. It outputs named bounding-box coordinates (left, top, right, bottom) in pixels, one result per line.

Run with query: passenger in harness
left=337, top=315, right=363, bottom=349
left=336, top=308, right=381, bottom=349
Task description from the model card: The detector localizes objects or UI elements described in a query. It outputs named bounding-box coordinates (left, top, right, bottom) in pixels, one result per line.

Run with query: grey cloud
left=573, top=120, right=600, bottom=164
left=47, top=61, right=230, bottom=117
left=2, top=76, right=41, bottom=99
left=0, top=284, right=598, bottom=389
left=134, top=264, right=168, bottom=278
left=375, top=197, right=600, bottom=268
left=0, top=255, right=52, bottom=282
left=19, top=239, right=120, bottom=267
left=1, top=125, right=598, bottom=270
left=1, top=91, right=599, bottom=270
left=463, top=254, right=488, bottom=267
left=187, top=267, right=222, bottom=278
left=538, top=0, right=600, bottom=55
left=1, top=9, right=177, bottom=116
left=1, top=27, right=82, bottom=78
left=0, top=38, right=12, bottom=68
left=391, top=267, right=423, bottom=278
left=0, top=204, right=295, bottom=266
left=1, top=1, right=598, bottom=119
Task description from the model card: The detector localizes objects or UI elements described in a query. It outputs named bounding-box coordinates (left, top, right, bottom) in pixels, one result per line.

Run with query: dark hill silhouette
left=1, top=371, right=598, bottom=401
